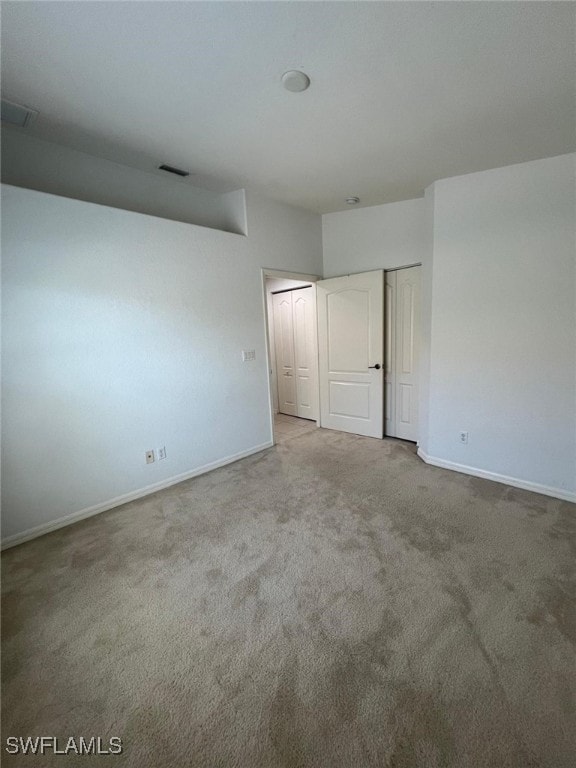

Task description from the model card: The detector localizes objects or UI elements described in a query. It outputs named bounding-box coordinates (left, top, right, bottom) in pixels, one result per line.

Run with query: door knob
left=368, top=364, right=381, bottom=370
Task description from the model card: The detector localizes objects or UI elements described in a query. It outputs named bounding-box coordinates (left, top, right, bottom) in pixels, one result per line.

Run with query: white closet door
left=316, top=270, right=384, bottom=438
left=394, top=266, right=420, bottom=441
left=385, top=270, right=396, bottom=437
left=273, top=292, right=297, bottom=416
left=292, top=287, right=319, bottom=420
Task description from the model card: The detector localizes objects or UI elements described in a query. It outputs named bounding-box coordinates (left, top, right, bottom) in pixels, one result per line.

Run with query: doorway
left=262, top=265, right=421, bottom=446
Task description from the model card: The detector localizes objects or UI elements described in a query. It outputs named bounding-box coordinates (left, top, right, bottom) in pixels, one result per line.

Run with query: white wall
left=1, top=184, right=322, bottom=544
left=424, top=154, right=575, bottom=497
left=1, top=130, right=246, bottom=234
left=322, top=198, right=427, bottom=277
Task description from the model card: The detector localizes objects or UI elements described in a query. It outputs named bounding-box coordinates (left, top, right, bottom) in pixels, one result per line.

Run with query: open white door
left=316, top=270, right=384, bottom=438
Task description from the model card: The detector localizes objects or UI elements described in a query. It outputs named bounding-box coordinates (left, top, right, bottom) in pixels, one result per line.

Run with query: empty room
left=1, top=2, right=575, bottom=766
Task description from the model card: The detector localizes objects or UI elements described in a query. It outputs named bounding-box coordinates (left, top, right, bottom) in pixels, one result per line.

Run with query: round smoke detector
left=346, top=197, right=360, bottom=205
left=282, top=70, right=311, bottom=92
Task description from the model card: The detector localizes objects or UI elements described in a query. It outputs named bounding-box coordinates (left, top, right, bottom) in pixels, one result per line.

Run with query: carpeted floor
left=2, top=428, right=575, bottom=767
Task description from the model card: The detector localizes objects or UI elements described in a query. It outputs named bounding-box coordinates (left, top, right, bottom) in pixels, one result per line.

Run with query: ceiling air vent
left=158, top=164, right=190, bottom=178
left=1, top=99, right=38, bottom=128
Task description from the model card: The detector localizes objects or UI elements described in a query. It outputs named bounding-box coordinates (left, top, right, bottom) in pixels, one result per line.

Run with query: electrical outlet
left=242, top=349, right=256, bottom=362
left=459, top=431, right=469, bottom=445
left=158, top=446, right=167, bottom=460
left=145, top=450, right=155, bottom=464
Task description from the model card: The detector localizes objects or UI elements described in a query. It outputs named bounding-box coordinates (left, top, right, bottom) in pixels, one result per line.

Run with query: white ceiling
left=2, top=1, right=574, bottom=213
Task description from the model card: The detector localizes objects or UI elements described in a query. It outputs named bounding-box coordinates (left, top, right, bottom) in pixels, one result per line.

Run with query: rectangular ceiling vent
left=1, top=99, right=38, bottom=128
left=158, top=164, right=190, bottom=178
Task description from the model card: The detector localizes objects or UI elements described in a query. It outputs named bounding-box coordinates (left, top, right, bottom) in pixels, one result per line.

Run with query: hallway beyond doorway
left=274, top=414, right=317, bottom=444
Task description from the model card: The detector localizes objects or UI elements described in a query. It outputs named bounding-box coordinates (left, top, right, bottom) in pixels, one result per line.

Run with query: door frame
left=261, top=268, right=321, bottom=445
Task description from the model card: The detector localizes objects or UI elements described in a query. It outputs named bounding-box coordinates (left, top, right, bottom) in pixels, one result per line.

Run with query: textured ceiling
left=2, top=1, right=574, bottom=213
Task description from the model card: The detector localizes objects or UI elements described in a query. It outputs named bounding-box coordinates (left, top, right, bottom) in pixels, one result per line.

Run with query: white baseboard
left=417, top=448, right=576, bottom=503
left=1, top=441, right=274, bottom=551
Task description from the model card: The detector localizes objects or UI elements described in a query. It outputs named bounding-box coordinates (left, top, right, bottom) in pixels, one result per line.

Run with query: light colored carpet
left=2, top=428, right=575, bottom=767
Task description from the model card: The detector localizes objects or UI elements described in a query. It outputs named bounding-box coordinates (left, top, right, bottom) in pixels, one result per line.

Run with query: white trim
left=417, top=448, right=576, bottom=503
left=1, top=441, right=274, bottom=550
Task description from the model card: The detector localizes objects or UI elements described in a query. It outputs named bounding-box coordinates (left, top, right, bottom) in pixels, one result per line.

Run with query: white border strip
left=1, top=441, right=274, bottom=551
left=417, top=448, right=576, bottom=503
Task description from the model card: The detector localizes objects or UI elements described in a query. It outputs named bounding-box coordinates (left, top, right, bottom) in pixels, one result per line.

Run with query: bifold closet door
left=272, top=287, right=318, bottom=420
left=385, top=266, right=421, bottom=441
left=385, top=271, right=396, bottom=437
left=292, top=287, right=319, bottom=420
left=273, top=292, right=297, bottom=416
